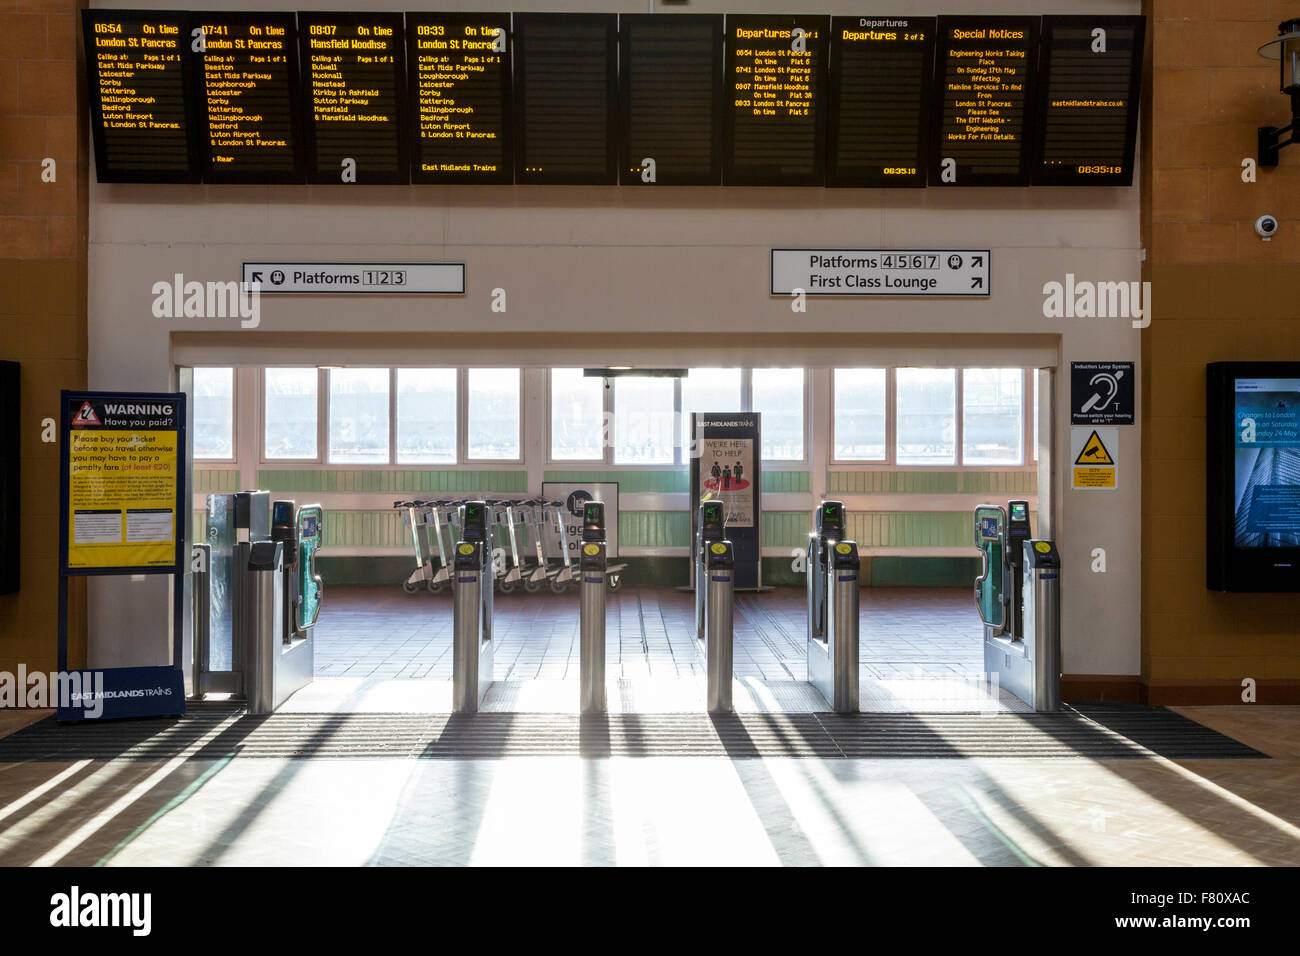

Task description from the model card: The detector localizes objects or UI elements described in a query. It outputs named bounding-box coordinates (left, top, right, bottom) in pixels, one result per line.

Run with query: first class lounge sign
left=771, top=248, right=990, bottom=296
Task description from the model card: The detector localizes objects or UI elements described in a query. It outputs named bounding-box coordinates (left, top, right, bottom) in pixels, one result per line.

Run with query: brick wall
left=0, top=0, right=87, bottom=677
left=1143, top=0, right=1300, bottom=702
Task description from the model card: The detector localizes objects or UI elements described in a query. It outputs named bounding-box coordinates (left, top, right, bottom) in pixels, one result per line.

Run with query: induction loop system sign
left=771, top=249, right=990, bottom=296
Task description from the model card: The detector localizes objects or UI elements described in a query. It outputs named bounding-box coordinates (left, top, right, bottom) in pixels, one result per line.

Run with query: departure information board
left=194, top=13, right=303, bottom=183
left=932, top=16, right=1038, bottom=186
left=620, top=15, right=723, bottom=186
left=1033, top=16, right=1145, bottom=186
left=82, top=11, right=197, bottom=183
left=406, top=12, right=511, bottom=184
left=725, top=15, right=828, bottom=186
left=513, top=14, right=618, bottom=185
left=297, top=13, right=406, bottom=184
left=827, top=16, right=934, bottom=187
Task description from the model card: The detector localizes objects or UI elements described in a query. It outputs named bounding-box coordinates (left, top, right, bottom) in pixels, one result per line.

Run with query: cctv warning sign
left=1071, top=426, right=1118, bottom=491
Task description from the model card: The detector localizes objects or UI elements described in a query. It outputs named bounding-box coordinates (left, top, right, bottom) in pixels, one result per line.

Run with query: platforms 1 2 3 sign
left=60, top=392, right=185, bottom=573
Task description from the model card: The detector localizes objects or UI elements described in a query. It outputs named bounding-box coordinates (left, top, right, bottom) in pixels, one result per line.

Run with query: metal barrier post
left=243, top=540, right=283, bottom=715
left=1023, top=540, right=1061, bottom=713
left=704, top=540, right=734, bottom=714
left=191, top=543, right=210, bottom=698
left=826, top=540, right=860, bottom=713
left=579, top=540, right=607, bottom=714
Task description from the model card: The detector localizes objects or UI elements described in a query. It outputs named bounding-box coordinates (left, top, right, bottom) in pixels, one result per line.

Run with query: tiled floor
left=300, top=585, right=1023, bottom=713
left=0, top=706, right=1296, bottom=867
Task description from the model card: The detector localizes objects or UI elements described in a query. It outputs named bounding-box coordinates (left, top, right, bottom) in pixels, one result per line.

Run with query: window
left=962, top=369, right=1023, bottom=464
left=833, top=368, right=886, bottom=460
left=896, top=368, right=956, bottom=465
left=550, top=368, right=604, bottom=461
left=396, top=369, right=456, bottom=464
left=193, top=367, right=234, bottom=459
left=467, top=368, right=520, bottom=459
left=680, top=367, right=742, bottom=456
left=264, top=368, right=318, bottom=460
left=328, top=368, right=390, bottom=464
left=752, top=368, right=805, bottom=460
left=614, top=377, right=674, bottom=464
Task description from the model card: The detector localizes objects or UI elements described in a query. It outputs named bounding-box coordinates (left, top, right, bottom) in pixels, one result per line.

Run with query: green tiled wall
left=257, top=469, right=528, bottom=494
left=827, top=470, right=1036, bottom=494
left=194, top=469, right=239, bottom=493
left=619, top=510, right=691, bottom=548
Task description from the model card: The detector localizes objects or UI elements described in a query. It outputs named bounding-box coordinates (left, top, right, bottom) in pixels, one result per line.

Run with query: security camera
left=1255, top=215, right=1279, bottom=239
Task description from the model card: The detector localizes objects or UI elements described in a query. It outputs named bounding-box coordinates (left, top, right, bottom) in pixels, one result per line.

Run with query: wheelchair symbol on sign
left=270, top=270, right=285, bottom=285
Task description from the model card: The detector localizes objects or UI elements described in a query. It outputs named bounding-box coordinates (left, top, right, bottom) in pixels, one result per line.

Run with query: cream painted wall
left=87, top=0, right=1144, bottom=678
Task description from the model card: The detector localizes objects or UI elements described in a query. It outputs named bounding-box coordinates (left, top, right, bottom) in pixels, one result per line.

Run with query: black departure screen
left=725, top=14, right=828, bottom=186
left=1032, top=15, right=1145, bottom=186
left=513, top=13, right=618, bottom=185
left=407, top=12, right=511, bottom=184
left=931, top=16, right=1038, bottom=186
left=194, top=13, right=303, bottom=183
left=620, top=14, right=723, bottom=186
left=82, top=10, right=197, bottom=183
left=298, top=12, right=406, bottom=184
left=827, top=16, right=935, bottom=187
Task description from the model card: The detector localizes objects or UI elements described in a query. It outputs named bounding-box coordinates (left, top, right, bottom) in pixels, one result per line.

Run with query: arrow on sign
left=971, top=276, right=983, bottom=289
left=973, top=255, right=984, bottom=267
left=250, top=271, right=263, bottom=283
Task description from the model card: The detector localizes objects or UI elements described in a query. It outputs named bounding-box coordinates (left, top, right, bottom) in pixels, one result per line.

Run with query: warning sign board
left=1071, top=426, right=1118, bottom=490
left=59, top=392, right=186, bottom=573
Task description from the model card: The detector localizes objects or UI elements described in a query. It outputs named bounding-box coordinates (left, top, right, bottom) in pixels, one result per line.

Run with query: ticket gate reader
left=703, top=539, right=736, bottom=714
left=196, top=490, right=271, bottom=696
left=694, top=500, right=726, bottom=641
left=453, top=500, right=495, bottom=713
left=578, top=501, right=608, bottom=714
left=975, top=503, right=1061, bottom=712
left=806, top=502, right=860, bottom=713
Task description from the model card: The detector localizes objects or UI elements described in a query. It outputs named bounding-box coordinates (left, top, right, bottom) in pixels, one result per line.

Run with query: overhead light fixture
left=1258, top=18, right=1300, bottom=166
left=583, top=368, right=688, bottom=379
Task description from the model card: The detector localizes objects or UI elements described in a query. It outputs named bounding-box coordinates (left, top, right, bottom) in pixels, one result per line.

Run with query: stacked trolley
left=394, top=497, right=625, bottom=595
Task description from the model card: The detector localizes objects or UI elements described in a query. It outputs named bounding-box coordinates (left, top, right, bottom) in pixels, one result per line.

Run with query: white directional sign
left=241, top=262, right=465, bottom=295
left=771, top=249, right=990, bottom=297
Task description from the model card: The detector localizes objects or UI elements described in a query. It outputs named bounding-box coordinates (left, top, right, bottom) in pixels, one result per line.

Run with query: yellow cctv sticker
left=583, top=544, right=600, bottom=556
left=835, top=543, right=852, bottom=554
left=710, top=542, right=727, bottom=554
left=1034, top=542, right=1051, bottom=554
left=458, top=543, right=475, bottom=555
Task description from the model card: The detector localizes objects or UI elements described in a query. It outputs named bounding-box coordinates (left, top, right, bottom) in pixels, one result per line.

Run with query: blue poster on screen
left=1234, top=379, right=1300, bottom=548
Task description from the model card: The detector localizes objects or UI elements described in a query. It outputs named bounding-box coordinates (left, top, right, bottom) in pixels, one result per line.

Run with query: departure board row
left=83, top=11, right=1145, bottom=187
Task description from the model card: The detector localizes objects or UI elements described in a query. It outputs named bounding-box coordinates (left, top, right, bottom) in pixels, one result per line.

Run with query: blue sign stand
left=56, top=390, right=187, bottom=722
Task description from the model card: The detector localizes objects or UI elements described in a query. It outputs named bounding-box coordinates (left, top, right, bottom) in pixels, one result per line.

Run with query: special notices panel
left=82, top=10, right=198, bottom=183
left=406, top=12, right=512, bottom=184
left=725, top=14, right=829, bottom=186
left=194, top=13, right=304, bottom=183
left=931, top=16, right=1039, bottom=186
left=298, top=12, right=407, bottom=184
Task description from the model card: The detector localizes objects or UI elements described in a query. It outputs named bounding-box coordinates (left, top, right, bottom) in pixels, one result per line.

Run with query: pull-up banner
left=690, top=412, right=762, bottom=590
left=58, top=391, right=187, bottom=721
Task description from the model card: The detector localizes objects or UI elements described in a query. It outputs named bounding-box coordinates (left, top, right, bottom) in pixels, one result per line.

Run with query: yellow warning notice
left=1073, top=466, right=1117, bottom=489
left=67, top=428, right=179, bottom=569
left=1074, top=430, right=1114, bottom=465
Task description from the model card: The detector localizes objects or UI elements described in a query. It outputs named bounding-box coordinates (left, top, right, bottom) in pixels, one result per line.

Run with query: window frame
left=259, top=366, right=324, bottom=464
left=957, top=366, right=1026, bottom=468
left=829, top=366, right=890, bottom=465
left=393, top=366, right=459, bottom=466
left=546, top=367, right=610, bottom=465
left=191, top=365, right=238, bottom=463
left=323, top=366, right=394, bottom=467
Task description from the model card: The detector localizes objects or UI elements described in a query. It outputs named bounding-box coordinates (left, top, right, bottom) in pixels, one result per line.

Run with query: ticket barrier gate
left=453, top=500, right=495, bottom=713
left=974, top=501, right=1061, bottom=712
left=806, top=501, right=860, bottom=713
left=194, top=491, right=321, bottom=713
left=691, top=502, right=735, bottom=713
left=578, top=501, right=608, bottom=714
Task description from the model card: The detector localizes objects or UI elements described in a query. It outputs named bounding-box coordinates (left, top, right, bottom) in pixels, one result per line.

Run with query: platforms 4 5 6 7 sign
left=771, top=249, right=990, bottom=297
